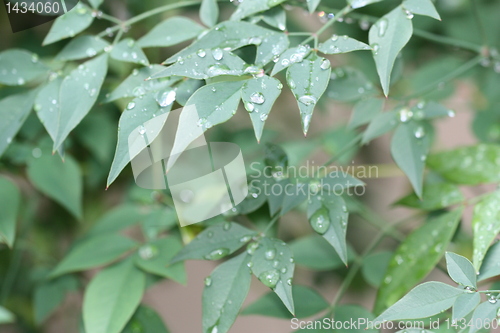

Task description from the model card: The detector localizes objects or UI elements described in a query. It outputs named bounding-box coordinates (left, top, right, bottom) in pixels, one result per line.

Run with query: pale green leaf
left=0, top=90, right=37, bottom=156
left=250, top=237, right=295, bottom=315
left=88, top=0, right=103, bottom=8
left=403, top=0, right=441, bottom=20
left=412, top=101, right=454, bottom=119
left=83, top=259, right=146, bottom=333
left=242, top=285, right=328, bottom=319
left=27, top=154, right=83, bottom=219
left=87, top=204, right=147, bottom=236
left=307, top=0, right=321, bottom=13
left=0, top=306, right=15, bottom=324
left=241, top=75, right=282, bottom=141
left=452, top=293, right=480, bottom=322
left=261, top=7, right=286, bottom=31
left=175, top=78, right=204, bottom=106
left=55, top=35, right=109, bottom=61
left=318, top=35, right=371, bottom=54
left=362, top=251, right=393, bottom=288
left=172, top=222, right=256, bottom=262
left=54, top=54, right=108, bottom=150
left=348, top=97, right=384, bottom=129
left=0, top=177, right=20, bottom=248
left=200, top=0, right=219, bottom=27
left=34, top=275, right=79, bottom=323
left=327, top=67, right=376, bottom=102
left=472, top=190, right=500, bottom=271
left=43, top=3, right=94, bottom=45
left=320, top=171, right=365, bottom=189
left=349, top=0, right=385, bottom=9
left=141, top=208, right=178, bottom=240
left=34, top=77, right=62, bottom=142
left=50, top=234, right=138, bottom=277
left=334, top=305, right=378, bottom=333
left=122, top=306, right=170, bottom=333
left=374, top=208, right=463, bottom=314
left=468, top=301, right=500, bottom=333
left=375, top=282, right=464, bottom=321
left=390, top=121, right=432, bottom=198
left=0, top=49, right=48, bottom=85
left=110, top=39, right=149, bottom=65
left=446, top=252, right=477, bottom=288
left=286, top=56, right=331, bottom=135
left=270, top=46, right=311, bottom=76
left=427, top=144, right=500, bottom=185
left=369, top=5, right=413, bottom=96
left=230, top=0, right=286, bottom=20
left=137, top=17, right=204, bottom=48
left=478, top=242, right=500, bottom=281
left=396, top=182, right=464, bottom=211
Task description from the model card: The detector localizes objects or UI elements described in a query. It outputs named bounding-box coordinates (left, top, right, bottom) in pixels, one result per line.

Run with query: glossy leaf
left=55, top=35, right=109, bottom=61
left=137, top=17, right=204, bottom=48
left=241, top=75, right=282, bottom=141
left=172, top=222, right=256, bottom=262
left=478, top=242, right=500, bottom=281
left=122, top=306, right=170, bottom=333
left=0, top=307, right=14, bottom=324
left=0, top=90, right=37, bottom=156
left=286, top=56, right=331, bottom=135
left=110, top=39, right=149, bottom=65
left=369, top=5, right=413, bottom=96
left=427, top=144, right=500, bottom=185
left=202, top=252, right=251, bottom=333
left=230, top=0, right=286, bottom=20
left=349, top=0, right=384, bottom=9
left=391, top=121, right=432, bottom=198
left=327, top=67, right=376, bottom=102
left=472, top=190, right=500, bottom=271
left=83, top=259, right=146, bottom=333
left=54, top=54, right=108, bottom=150
left=468, top=301, right=500, bottom=333
left=403, top=0, right=441, bottom=20
left=50, top=234, right=138, bottom=277
left=306, top=0, right=321, bottom=13
left=452, top=293, right=480, bottom=322
left=374, top=208, right=463, bottom=314
left=348, top=97, right=384, bottom=129
left=34, top=77, right=62, bottom=142
left=200, top=0, right=218, bottom=27
left=43, top=3, right=94, bottom=45
left=0, top=177, right=21, bottom=247
left=242, top=285, right=328, bottom=319
left=446, top=252, right=476, bottom=288
left=362, top=251, right=393, bottom=288
left=375, top=282, right=464, bottom=321
left=34, top=275, right=79, bottom=323
left=27, top=154, right=83, bottom=219
left=271, top=45, right=311, bottom=76
left=0, top=49, right=48, bottom=85
left=396, top=182, right=464, bottom=211
left=318, top=35, right=371, bottom=55
left=250, top=237, right=295, bottom=315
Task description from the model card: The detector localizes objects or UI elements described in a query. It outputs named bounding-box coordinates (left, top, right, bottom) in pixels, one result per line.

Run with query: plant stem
left=302, top=5, right=352, bottom=45
left=99, top=12, right=123, bottom=25
left=263, top=213, right=281, bottom=235
left=471, top=0, right=488, bottom=48
left=319, top=133, right=363, bottom=174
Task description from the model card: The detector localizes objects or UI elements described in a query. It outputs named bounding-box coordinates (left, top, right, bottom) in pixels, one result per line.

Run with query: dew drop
left=197, top=49, right=206, bottom=58
left=260, top=113, right=268, bottom=121
left=250, top=92, right=265, bottom=104
left=399, top=108, right=413, bottom=122
left=414, top=126, right=425, bottom=139
left=157, top=89, right=176, bottom=107
left=244, top=101, right=255, bottom=112
left=448, top=110, right=456, bottom=117
left=204, top=276, right=212, bottom=286
left=247, top=242, right=259, bottom=255
left=258, top=269, right=280, bottom=288
left=310, top=207, right=331, bottom=234
left=404, top=9, right=414, bottom=19
left=138, top=125, right=146, bottom=135
left=320, top=59, right=331, bottom=70
left=298, top=95, right=317, bottom=106
left=212, top=48, right=224, bottom=61
left=377, top=18, right=388, bottom=37
left=223, top=222, right=232, bottom=231
left=265, top=248, right=276, bottom=260
left=139, top=245, right=158, bottom=260
left=204, top=248, right=230, bottom=260
left=372, top=43, right=380, bottom=55
left=127, top=102, right=136, bottom=110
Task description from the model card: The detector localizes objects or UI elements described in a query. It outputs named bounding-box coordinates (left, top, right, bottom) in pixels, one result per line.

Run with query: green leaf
left=445, top=252, right=477, bottom=288
left=306, top=0, right=321, bottom=13
left=390, top=121, right=432, bottom=198
left=403, top=0, right=441, bottom=20
left=200, top=0, right=219, bottom=27
left=427, top=144, right=500, bottom=185
left=286, top=56, right=331, bottom=135
left=107, top=90, right=174, bottom=187
left=54, top=54, right=108, bottom=150
left=327, top=67, right=376, bottom=102
left=122, top=306, right=170, bottom=333
left=0, top=90, right=37, bottom=156
left=230, top=0, right=286, bottom=20
left=202, top=252, right=251, bottom=333
left=396, top=182, right=464, bottom=211
left=349, top=0, right=384, bottom=9
left=88, top=0, right=103, bottom=8
left=261, top=7, right=286, bottom=31
left=318, top=35, right=371, bottom=55
left=242, top=285, right=328, bottom=319
left=452, top=293, right=480, bottom=322
left=472, top=190, right=500, bottom=271
left=87, top=204, right=146, bottom=236
left=271, top=45, right=311, bottom=76
left=150, top=49, right=246, bottom=80
left=55, top=35, right=109, bottom=61
left=468, top=301, right=500, bottom=333
left=348, top=97, right=384, bottom=129
left=369, top=5, right=413, bottom=96
left=137, top=17, right=204, bottom=48
left=168, top=81, right=244, bottom=167
left=374, top=208, right=463, bottom=314
left=43, top=3, right=94, bottom=45
left=0, top=306, right=15, bottom=324
left=175, top=78, right=204, bottom=106
left=478, top=242, right=500, bottom=281
left=166, top=21, right=288, bottom=66
left=0, top=177, right=21, bottom=247
left=34, top=77, right=63, bottom=143
left=308, top=193, right=349, bottom=265
left=241, top=75, right=282, bottom=141
left=290, top=235, right=355, bottom=271
left=250, top=237, right=295, bottom=315
left=83, top=259, right=146, bottom=333
left=27, top=154, right=83, bottom=219
left=50, top=234, right=138, bottom=277
left=412, top=101, right=454, bottom=120
left=141, top=208, right=178, bottom=240
left=320, top=170, right=365, bottom=190
left=0, top=49, right=48, bottom=85
left=375, top=282, right=464, bottom=321
left=110, top=39, right=149, bottom=65
left=172, top=222, right=256, bottom=262
left=34, top=275, right=79, bottom=323
left=135, top=236, right=186, bottom=284
left=362, top=251, right=393, bottom=288
left=334, top=305, right=378, bottom=333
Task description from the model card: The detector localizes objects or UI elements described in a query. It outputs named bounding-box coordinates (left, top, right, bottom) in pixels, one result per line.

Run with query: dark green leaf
left=261, top=7, right=286, bottom=31
left=472, top=190, right=500, bottom=271
left=0, top=177, right=20, bottom=247
left=327, top=67, right=376, bottom=102
left=87, top=204, right=146, bottom=236
left=55, top=35, right=109, bottom=61
left=334, top=305, right=378, bottom=333
left=34, top=77, right=63, bottom=143
left=0, top=49, right=48, bottom=85
left=306, top=0, right=321, bottom=13
left=318, top=35, right=371, bottom=55
left=348, top=97, right=384, bottom=129
left=200, top=0, right=219, bottom=27
left=137, top=17, right=204, bottom=48
left=362, top=251, right=393, bottom=288
left=88, top=0, right=103, bottom=8
left=122, top=306, right=170, bottom=333
left=110, top=39, right=149, bottom=65
left=43, top=3, right=94, bottom=45
left=34, top=275, right=79, bottom=323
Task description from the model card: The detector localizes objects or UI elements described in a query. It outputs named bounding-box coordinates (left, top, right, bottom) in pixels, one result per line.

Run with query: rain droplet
left=281, top=58, right=290, bottom=67
left=17, top=77, right=25, bottom=85
left=448, top=110, right=456, bottom=117
left=298, top=95, right=317, bottom=106
left=86, top=48, right=97, bottom=57
left=399, top=108, right=413, bottom=122
left=139, top=245, right=158, bottom=260
left=320, top=59, right=331, bottom=70
left=204, top=248, right=230, bottom=260
left=157, top=90, right=176, bottom=107
left=138, top=125, right=146, bottom=135
left=250, top=92, right=265, bottom=104
left=258, top=269, right=280, bottom=288
left=310, top=207, right=331, bottom=234
left=204, top=276, right=212, bottom=286
left=260, top=113, right=268, bottom=121
left=31, top=54, right=39, bottom=63
left=372, top=43, right=380, bottom=55
left=127, top=102, right=136, bottom=110
left=240, top=235, right=252, bottom=243
left=244, top=101, right=255, bottom=112
left=265, top=248, right=276, bottom=260
left=414, top=126, right=425, bottom=139
left=223, top=222, right=232, bottom=231
left=212, top=48, right=223, bottom=61
left=197, top=49, right=206, bottom=58
left=247, top=242, right=259, bottom=255
left=404, top=9, right=414, bottom=19
left=287, top=278, right=292, bottom=286
left=377, top=18, right=388, bottom=37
